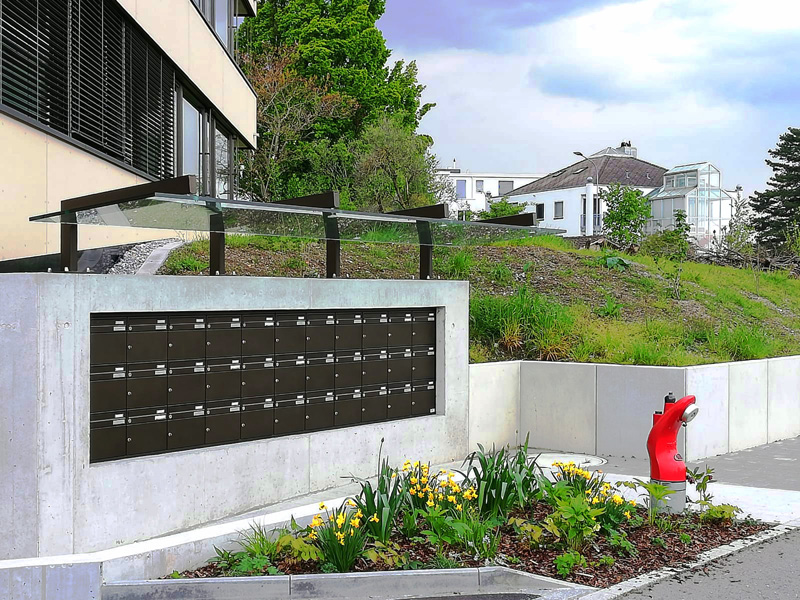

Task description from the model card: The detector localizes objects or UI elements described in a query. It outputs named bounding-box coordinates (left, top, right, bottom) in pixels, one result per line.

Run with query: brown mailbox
left=306, top=352, right=335, bottom=391
left=241, top=356, right=274, bottom=397
left=362, top=312, right=388, bottom=349
left=362, top=349, right=388, bottom=386
left=387, top=311, right=413, bottom=347
left=388, top=382, right=413, bottom=419
left=206, top=315, right=242, bottom=358
left=274, top=354, right=306, bottom=395
left=335, top=312, right=363, bottom=350
left=306, top=312, right=336, bottom=353
left=90, top=411, right=127, bottom=462
left=334, top=351, right=362, bottom=388
left=361, top=383, right=388, bottom=423
left=274, top=394, right=306, bottom=435
left=126, top=362, right=169, bottom=409
left=412, top=346, right=436, bottom=380
left=167, top=403, right=206, bottom=450
left=127, top=316, right=168, bottom=363
left=90, top=317, right=127, bottom=366
left=241, top=313, right=274, bottom=356
left=413, top=310, right=436, bottom=345
left=126, top=406, right=168, bottom=456
left=205, top=399, right=242, bottom=445
left=335, top=387, right=362, bottom=427
left=305, top=391, right=335, bottom=431
left=387, top=348, right=413, bottom=383
left=168, top=314, right=206, bottom=360
left=90, top=364, right=127, bottom=413
left=205, top=358, right=242, bottom=401
left=167, top=359, right=206, bottom=405
left=240, top=398, right=274, bottom=440
left=275, top=314, right=306, bottom=355
left=412, top=381, right=436, bottom=416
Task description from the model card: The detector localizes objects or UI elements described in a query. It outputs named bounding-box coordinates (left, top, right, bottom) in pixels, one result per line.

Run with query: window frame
left=475, top=179, right=484, bottom=193
left=498, top=180, right=515, bottom=196
left=554, top=201, right=564, bottom=220
left=535, top=203, right=545, bottom=220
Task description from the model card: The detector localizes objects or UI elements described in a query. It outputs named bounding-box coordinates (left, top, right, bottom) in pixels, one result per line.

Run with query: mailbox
left=306, top=312, right=335, bottom=353
left=361, top=383, right=388, bottom=423
left=241, top=313, right=274, bottom=356
left=412, top=381, right=436, bottom=416
left=241, top=356, right=274, bottom=397
left=240, top=398, right=274, bottom=440
left=387, top=348, right=413, bottom=383
left=335, top=351, right=362, bottom=388
left=167, top=403, right=206, bottom=450
left=126, top=362, right=169, bottom=409
left=90, top=411, right=127, bottom=462
left=335, top=387, right=362, bottom=427
left=205, top=399, right=242, bottom=445
left=274, top=354, right=306, bottom=395
left=90, top=317, right=127, bottom=366
left=274, top=394, right=306, bottom=435
left=305, top=391, right=335, bottom=431
left=127, top=316, right=168, bottom=363
left=412, top=346, right=436, bottom=380
left=362, top=349, right=388, bottom=386
left=126, top=406, right=168, bottom=456
left=412, top=310, right=436, bottom=345
left=362, top=312, right=388, bottom=349
left=206, top=315, right=242, bottom=358
left=335, top=312, right=363, bottom=350
left=167, top=359, right=206, bottom=405
left=388, top=382, right=413, bottom=419
left=306, top=352, right=335, bottom=391
left=387, top=311, right=413, bottom=347
left=275, top=314, right=306, bottom=355
left=168, top=315, right=206, bottom=360
left=90, top=364, right=127, bottom=413
left=205, top=358, right=242, bottom=400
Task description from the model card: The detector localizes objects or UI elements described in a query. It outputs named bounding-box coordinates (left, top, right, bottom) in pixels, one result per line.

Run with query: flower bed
left=171, top=445, right=768, bottom=588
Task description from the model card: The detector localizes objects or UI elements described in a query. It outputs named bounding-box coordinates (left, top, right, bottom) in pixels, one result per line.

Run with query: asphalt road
left=622, top=527, right=800, bottom=599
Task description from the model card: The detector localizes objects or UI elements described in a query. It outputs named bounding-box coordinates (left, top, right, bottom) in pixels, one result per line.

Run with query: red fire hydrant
left=646, top=392, right=698, bottom=513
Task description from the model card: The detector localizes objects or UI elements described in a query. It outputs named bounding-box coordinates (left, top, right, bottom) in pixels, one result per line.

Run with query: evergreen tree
left=751, top=127, right=800, bottom=248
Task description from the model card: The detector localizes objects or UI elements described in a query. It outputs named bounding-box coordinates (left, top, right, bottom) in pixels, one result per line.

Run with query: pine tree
left=751, top=127, right=800, bottom=248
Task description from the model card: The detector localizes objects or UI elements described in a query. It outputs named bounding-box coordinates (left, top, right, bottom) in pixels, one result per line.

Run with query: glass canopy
left=30, top=193, right=565, bottom=247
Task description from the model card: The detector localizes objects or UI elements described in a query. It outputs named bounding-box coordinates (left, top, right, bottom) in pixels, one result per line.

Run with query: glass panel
left=498, top=180, right=514, bottom=196
left=182, top=99, right=201, bottom=178
left=456, top=180, right=466, bottom=199
left=475, top=180, right=484, bottom=193
left=709, top=172, right=720, bottom=187
left=675, top=175, right=686, bottom=187
left=215, top=0, right=229, bottom=47
left=215, top=127, right=230, bottom=199
left=554, top=202, right=564, bottom=219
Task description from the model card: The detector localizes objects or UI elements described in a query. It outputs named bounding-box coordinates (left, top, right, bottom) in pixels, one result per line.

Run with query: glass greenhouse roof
left=646, top=186, right=698, bottom=199
left=664, top=163, right=709, bottom=174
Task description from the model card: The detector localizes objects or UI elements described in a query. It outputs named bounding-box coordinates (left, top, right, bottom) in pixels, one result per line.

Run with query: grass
left=492, top=234, right=575, bottom=252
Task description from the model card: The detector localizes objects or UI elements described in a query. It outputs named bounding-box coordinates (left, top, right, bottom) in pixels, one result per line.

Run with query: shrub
left=600, top=183, right=651, bottom=249
left=554, top=550, right=587, bottom=577
left=543, top=492, right=604, bottom=552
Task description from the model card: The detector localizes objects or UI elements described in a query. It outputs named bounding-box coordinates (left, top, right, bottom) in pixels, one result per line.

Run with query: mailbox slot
left=241, top=313, right=274, bottom=356
left=388, top=383, right=413, bottom=419
left=167, top=404, right=206, bottom=450
left=387, top=311, right=413, bottom=347
left=412, top=311, right=436, bottom=345
left=306, top=312, right=336, bottom=353
left=274, top=394, right=306, bottom=435
left=306, top=352, right=335, bottom=391
left=274, top=355, right=306, bottom=395
left=362, top=312, right=388, bottom=349
left=126, top=407, right=168, bottom=456
left=126, top=362, right=168, bottom=409
left=90, top=411, right=127, bottom=462
left=412, top=381, right=436, bottom=415
left=275, top=314, right=306, bottom=355
left=168, top=315, right=206, bottom=360
left=412, top=347, right=436, bottom=380
left=205, top=400, right=242, bottom=445
left=167, top=360, right=206, bottom=405
left=206, top=315, right=242, bottom=358
left=241, top=398, right=274, bottom=440
left=205, top=358, right=242, bottom=400
left=90, top=365, right=127, bottom=412
left=387, top=348, right=413, bottom=383
left=362, top=349, right=388, bottom=386
left=361, top=384, right=388, bottom=423
left=241, top=357, right=274, bottom=397
left=335, top=312, right=362, bottom=350
left=90, top=317, right=127, bottom=366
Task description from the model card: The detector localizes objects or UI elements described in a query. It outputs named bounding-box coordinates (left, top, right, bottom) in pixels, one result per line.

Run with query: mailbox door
left=305, top=398, right=335, bottom=431
left=91, top=332, right=127, bottom=365
left=274, top=359, right=306, bottom=395
left=361, top=385, right=388, bottom=423
left=90, top=413, right=127, bottom=462
left=335, top=354, right=362, bottom=388
left=126, top=364, right=168, bottom=409
left=362, top=312, right=388, bottom=349
left=274, top=400, right=306, bottom=436
left=126, top=409, right=168, bottom=456
left=412, top=349, right=436, bottom=380
left=334, top=397, right=362, bottom=427
left=205, top=401, right=242, bottom=445
left=387, top=351, right=413, bottom=383
left=412, top=311, right=436, bottom=345
left=240, top=402, right=274, bottom=440
left=335, top=312, right=362, bottom=350
left=412, top=385, right=436, bottom=416
left=167, top=372, right=205, bottom=405
left=387, top=312, right=413, bottom=347
left=306, top=356, right=335, bottom=391
left=168, top=329, right=206, bottom=360
left=241, top=361, right=274, bottom=397
left=387, top=386, right=413, bottom=419
left=242, top=315, right=274, bottom=356
left=362, top=352, right=388, bottom=386
left=206, top=316, right=242, bottom=358
left=275, top=315, right=306, bottom=355
left=206, top=359, right=242, bottom=401
left=306, top=325, right=335, bottom=353
left=167, top=405, right=206, bottom=450
left=90, top=368, right=127, bottom=413
left=127, top=331, right=167, bottom=363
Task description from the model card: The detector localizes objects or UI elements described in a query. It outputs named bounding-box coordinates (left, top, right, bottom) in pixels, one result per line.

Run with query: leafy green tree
left=641, top=210, right=691, bottom=300
left=600, top=183, right=651, bottom=249
left=751, top=127, right=800, bottom=249
left=475, top=197, right=525, bottom=221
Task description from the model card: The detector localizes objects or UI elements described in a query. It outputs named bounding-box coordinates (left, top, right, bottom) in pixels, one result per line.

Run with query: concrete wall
left=468, top=361, right=520, bottom=450
left=0, top=275, right=469, bottom=560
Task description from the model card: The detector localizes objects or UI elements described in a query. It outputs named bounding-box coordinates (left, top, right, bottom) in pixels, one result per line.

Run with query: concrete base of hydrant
left=652, top=479, right=687, bottom=514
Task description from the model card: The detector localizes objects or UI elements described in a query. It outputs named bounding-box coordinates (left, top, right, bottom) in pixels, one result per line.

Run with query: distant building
left=645, top=163, right=742, bottom=248
left=436, top=160, right=544, bottom=215
left=505, top=142, right=667, bottom=236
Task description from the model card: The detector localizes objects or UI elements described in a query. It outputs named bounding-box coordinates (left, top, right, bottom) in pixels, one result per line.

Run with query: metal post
left=417, top=221, right=433, bottom=280
left=209, top=211, right=225, bottom=275
left=60, top=221, right=78, bottom=272
left=323, top=213, right=340, bottom=278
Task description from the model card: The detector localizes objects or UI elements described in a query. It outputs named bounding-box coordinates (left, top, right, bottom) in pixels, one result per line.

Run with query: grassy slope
left=160, top=234, right=800, bottom=366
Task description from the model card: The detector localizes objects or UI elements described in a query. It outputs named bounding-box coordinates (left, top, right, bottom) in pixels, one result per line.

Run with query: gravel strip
left=106, top=238, right=182, bottom=275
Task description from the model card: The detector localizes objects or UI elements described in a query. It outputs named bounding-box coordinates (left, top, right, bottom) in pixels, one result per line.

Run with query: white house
left=505, top=143, right=667, bottom=237
left=437, top=160, right=544, bottom=215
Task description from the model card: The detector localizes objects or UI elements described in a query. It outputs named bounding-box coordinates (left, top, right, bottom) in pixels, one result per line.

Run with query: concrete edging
left=101, top=566, right=593, bottom=600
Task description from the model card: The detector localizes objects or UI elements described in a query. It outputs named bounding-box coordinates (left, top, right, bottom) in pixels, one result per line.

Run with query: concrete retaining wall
left=469, top=358, right=800, bottom=463
left=0, top=274, right=469, bottom=561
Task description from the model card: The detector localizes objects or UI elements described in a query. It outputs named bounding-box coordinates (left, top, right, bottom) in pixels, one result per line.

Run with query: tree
left=751, top=127, right=800, bottom=249
left=238, top=46, right=354, bottom=201
left=352, top=117, right=449, bottom=212
left=475, top=197, right=525, bottom=221
left=600, top=183, right=651, bottom=249
left=641, top=210, right=691, bottom=300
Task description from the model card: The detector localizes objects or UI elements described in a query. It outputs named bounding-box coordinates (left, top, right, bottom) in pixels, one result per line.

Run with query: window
left=554, top=201, right=564, bottom=219
left=181, top=96, right=202, bottom=180
left=214, top=125, right=233, bottom=199
left=664, top=176, right=674, bottom=188
left=456, top=180, right=467, bottom=199
left=215, top=0, right=230, bottom=48
left=476, top=179, right=484, bottom=193
left=498, top=180, right=514, bottom=196
left=535, top=204, right=545, bottom=220
left=573, top=167, right=587, bottom=175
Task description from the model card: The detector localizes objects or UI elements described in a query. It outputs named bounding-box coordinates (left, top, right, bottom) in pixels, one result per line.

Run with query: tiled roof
left=506, top=156, right=667, bottom=196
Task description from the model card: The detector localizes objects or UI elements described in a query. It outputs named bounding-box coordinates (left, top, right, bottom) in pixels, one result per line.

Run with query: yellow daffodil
left=612, top=494, right=623, bottom=505
left=346, top=499, right=356, bottom=507
left=319, top=502, right=327, bottom=510
left=591, top=497, right=600, bottom=504
left=447, top=495, right=456, bottom=503
left=438, top=493, right=444, bottom=501
left=624, top=511, right=632, bottom=520
left=410, top=477, right=418, bottom=485
left=391, top=473, right=398, bottom=479
left=629, top=500, right=637, bottom=506
left=456, top=504, right=463, bottom=511
left=355, top=509, right=363, bottom=519
left=370, top=513, right=379, bottom=523
left=421, top=477, right=428, bottom=484
left=336, top=513, right=345, bottom=528
left=311, top=515, right=324, bottom=528
left=350, top=517, right=361, bottom=528
left=335, top=531, right=345, bottom=542
left=426, top=499, right=434, bottom=507
left=308, top=530, right=317, bottom=540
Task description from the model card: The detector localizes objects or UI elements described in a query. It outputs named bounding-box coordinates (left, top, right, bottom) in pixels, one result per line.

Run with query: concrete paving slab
left=102, top=577, right=291, bottom=600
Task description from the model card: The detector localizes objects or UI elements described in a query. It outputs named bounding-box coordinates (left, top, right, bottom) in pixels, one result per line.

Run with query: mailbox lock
left=334, top=411, right=339, bottom=416
left=242, top=340, right=246, bottom=344
left=388, top=333, right=392, bottom=337
left=306, top=415, right=309, bottom=419
left=306, top=376, right=310, bottom=380
left=335, top=373, right=339, bottom=378
left=388, top=369, right=392, bottom=373
left=306, top=336, right=311, bottom=341
left=242, top=381, right=246, bottom=385
left=335, top=335, right=339, bottom=339
left=127, top=437, right=132, bottom=442
left=241, top=423, right=246, bottom=427
left=388, top=404, right=392, bottom=409
left=207, top=341, right=211, bottom=346
left=362, top=408, right=366, bottom=412
left=168, top=432, right=173, bottom=437
left=127, top=391, right=132, bottom=396
left=127, top=345, right=132, bottom=349
left=168, top=388, right=173, bottom=393
left=411, top=401, right=416, bottom=406
left=275, top=378, right=280, bottom=383
left=362, top=371, right=366, bottom=375
left=275, top=419, right=279, bottom=423
left=206, top=428, right=211, bottom=432
left=168, top=343, right=173, bottom=348
left=276, top=338, right=280, bottom=342
left=206, top=384, right=211, bottom=389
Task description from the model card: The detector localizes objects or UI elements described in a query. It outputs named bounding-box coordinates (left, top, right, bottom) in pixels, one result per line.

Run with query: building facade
left=505, top=144, right=666, bottom=236
left=645, top=163, right=741, bottom=247
left=437, top=162, right=544, bottom=214
left=0, top=0, right=258, bottom=261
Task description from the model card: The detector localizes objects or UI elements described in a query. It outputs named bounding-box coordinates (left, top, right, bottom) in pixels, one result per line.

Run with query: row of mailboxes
left=89, top=382, right=436, bottom=462
left=89, top=348, right=436, bottom=412
left=90, top=311, right=436, bottom=365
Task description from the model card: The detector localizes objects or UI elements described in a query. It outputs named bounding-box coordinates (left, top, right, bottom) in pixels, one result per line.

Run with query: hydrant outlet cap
left=665, top=391, right=676, bottom=403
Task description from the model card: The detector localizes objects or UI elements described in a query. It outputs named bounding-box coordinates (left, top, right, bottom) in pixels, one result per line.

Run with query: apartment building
left=0, top=0, right=258, bottom=261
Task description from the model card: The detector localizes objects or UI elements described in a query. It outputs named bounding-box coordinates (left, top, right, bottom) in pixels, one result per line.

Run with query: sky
left=378, top=0, right=800, bottom=195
